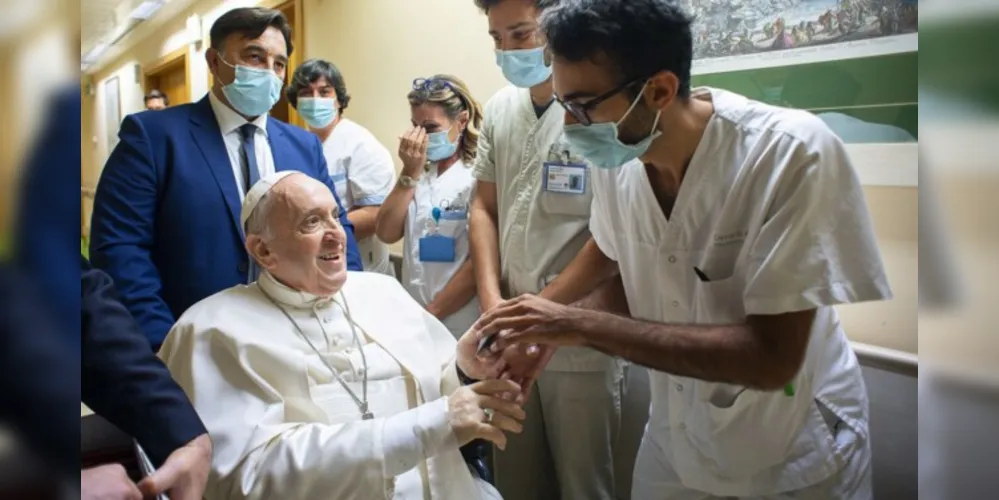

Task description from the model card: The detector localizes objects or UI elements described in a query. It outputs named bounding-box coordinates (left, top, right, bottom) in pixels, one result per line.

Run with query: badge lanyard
left=424, top=168, right=450, bottom=235
left=261, top=288, right=374, bottom=420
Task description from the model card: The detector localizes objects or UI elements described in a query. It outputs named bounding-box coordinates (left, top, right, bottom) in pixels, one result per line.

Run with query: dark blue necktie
left=238, top=123, right=261, bottom=283
left=239, top=123, right=260, bottom=193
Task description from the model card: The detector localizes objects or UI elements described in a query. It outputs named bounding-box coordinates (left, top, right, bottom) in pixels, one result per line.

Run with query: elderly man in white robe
left=159, top=171, right=525, bottom=500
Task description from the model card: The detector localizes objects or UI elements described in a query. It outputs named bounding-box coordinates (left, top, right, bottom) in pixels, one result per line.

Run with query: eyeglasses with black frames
left=554, top=75, right=647, bottom=126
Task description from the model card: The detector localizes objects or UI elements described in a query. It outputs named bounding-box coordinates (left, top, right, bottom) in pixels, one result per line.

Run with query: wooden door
left=268, top=0, right=303, bottom=127
left=143, top=48, right=190, bottom=107
left=147, top=61, right=187, bottom=107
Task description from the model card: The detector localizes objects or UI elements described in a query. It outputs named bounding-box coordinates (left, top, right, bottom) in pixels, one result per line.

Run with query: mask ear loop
left=616, top=80, right=662, bottom=139
left=616, top=81, right=650, bottom=127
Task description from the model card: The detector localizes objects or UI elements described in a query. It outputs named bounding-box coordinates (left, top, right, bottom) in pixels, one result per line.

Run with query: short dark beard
left=616, top=102, right=659, bottom=145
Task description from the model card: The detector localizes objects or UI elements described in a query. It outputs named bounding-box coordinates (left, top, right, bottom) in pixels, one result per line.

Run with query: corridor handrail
left=850, top=341, right=918, bottom=378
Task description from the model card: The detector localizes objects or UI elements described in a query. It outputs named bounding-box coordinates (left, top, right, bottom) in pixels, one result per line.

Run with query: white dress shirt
left=158, top=271, right=499, bottom=499
left=208, top=90, right=276, bottom=198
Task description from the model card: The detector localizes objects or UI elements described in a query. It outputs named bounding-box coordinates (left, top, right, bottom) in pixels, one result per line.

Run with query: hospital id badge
left=543, top=162, right=587, bottom=195
left=419, top=234, right=456, bottom=262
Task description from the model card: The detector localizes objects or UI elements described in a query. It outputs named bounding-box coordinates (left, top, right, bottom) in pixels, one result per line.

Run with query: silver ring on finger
left=483, top=408, right=495, bottom=424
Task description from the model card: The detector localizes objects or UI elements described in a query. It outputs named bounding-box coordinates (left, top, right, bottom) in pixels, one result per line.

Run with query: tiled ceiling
left=81, top=0, right=130, bottom=56
left=80, top=0, right=202, bottom=72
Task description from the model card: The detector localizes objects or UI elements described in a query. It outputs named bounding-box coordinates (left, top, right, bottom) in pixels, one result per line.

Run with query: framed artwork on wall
left=103, top=75, right=122, bottom=155
left=688, top=0, right=919, bottom=187
left=687, top=0, right=918, bottom=75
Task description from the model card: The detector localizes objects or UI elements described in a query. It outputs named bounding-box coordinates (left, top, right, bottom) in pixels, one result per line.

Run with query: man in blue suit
left=91, top=7, right=363, bottom=350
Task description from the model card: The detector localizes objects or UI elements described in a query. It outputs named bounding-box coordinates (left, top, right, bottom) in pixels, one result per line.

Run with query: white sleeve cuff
left=381, top=396, right=456, bottom=477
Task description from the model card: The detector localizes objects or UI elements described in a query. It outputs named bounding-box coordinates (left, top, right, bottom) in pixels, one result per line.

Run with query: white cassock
left=159, top=271, right=501, bottom=500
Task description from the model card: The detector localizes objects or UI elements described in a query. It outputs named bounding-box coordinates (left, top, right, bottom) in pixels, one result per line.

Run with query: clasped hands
left=457, top=294, right=581, bottom=400
left=451, top=294, right=579, bottom=449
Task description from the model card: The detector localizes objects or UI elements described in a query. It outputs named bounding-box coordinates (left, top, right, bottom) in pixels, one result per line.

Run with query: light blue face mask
left=297, top=97, right=338, bottom=129
left=217, top=56, right=283, bottom=117
left=563, top=82, right=662, bottom=169
left=426, top=125, right=459, bottom=161
left=495, top=46, right=552, bottom=88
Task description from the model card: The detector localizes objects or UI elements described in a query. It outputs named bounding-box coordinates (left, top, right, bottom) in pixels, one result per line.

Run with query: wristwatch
left=398, top=174, right=419, bottom=188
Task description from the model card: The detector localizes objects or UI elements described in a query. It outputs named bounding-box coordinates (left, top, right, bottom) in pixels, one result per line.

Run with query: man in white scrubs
left=468, top=1, right=627, bottom=498
left=475, top=1, right=894, bottom=498
left=287, top=59, right=396, bottom=275
left=159, top=171, right=525, bottom=499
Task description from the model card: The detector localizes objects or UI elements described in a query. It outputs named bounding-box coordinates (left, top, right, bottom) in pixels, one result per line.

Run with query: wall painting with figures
left=686, top=0, right=918, bottom=75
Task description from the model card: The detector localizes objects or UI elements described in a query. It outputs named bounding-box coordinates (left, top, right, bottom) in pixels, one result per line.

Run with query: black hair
left=144, top=89, right=168, bottom=105
left=286, top=59, right=351, bottom=111
left=209, top=7, right=293, bottom=56
left=473, top=0, right=558, bottom=14
left=541, top=0, right=693, bottom=99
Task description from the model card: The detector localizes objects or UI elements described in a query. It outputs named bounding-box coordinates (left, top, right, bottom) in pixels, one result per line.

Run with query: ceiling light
left=130, top=0, right=166, bottom=21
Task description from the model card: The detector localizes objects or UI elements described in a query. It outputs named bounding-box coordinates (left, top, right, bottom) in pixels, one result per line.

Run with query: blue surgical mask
left=495, top=46, right=552, bottom=88
left=297, top=97, right=338, bottom=129
left=563, top=82, right=662, bottom=169
left=216, top=56, right=283, bottom=117
left=426, top=126, right=459, bottom=161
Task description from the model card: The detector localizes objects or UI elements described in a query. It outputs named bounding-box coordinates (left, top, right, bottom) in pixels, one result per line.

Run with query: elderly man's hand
left=456, top=325, right=508, bottom=380
left=137, top=433, right=212, bottom=500
left=82, top=464, right=142, bottom=500
left=448, top=379, right=526, bottom=450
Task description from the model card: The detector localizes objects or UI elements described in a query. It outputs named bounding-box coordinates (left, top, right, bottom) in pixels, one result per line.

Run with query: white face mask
left=298, top=97, right=338, bottom=129
left=563, top=81, right=662, bottom=169
left=215, top=55, right=283, bottom=117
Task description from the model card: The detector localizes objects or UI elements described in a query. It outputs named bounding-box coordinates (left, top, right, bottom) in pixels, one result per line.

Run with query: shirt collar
left=208, top=89, right=269, bottom=137
left=257, top=271, right=336, bottom=309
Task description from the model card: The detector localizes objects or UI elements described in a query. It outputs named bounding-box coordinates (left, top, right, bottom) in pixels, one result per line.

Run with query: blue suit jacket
left=90, top=95, right=362, bottom=348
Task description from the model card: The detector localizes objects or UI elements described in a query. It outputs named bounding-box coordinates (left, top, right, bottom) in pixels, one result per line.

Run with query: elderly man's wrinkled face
left=252, top=175, right=347, bottom=296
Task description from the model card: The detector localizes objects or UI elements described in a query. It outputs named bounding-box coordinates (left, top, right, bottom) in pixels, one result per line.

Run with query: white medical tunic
left=323, top=118, right=396, bottom=275
left=402, top=160, right=480, bottom=337
left=473, top=85, right=612, bottom=372
left=589, top=88, right=892, bottom=496
left=159, top=271, right=498, bottom=500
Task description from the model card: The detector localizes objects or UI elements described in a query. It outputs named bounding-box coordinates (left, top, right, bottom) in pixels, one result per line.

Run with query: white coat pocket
left=539, top=190, right=592, bottom=217
left=692, top=275, right=746, bottom=324
left=436, top=211, right=469, bottom=240
left=684, top=385, right=804, bottom=479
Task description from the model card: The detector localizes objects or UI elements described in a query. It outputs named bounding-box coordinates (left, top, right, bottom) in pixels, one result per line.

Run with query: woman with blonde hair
left=376, top=75, right=484, bottom=338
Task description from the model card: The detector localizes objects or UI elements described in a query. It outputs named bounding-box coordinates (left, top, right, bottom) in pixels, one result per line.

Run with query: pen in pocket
left=693, top=266, right=710, bottom=282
